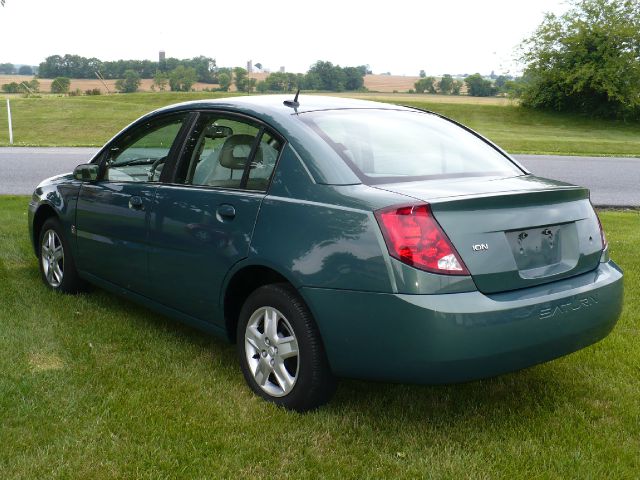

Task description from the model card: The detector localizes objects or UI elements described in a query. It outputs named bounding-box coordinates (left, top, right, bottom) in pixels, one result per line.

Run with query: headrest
left=219, top=134, right=262, bottom=170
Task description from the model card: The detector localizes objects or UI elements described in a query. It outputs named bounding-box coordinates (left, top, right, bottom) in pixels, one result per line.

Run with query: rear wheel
left=38, top=217, right=85, bottom=293
left=237, top=283, right=336, bottom=412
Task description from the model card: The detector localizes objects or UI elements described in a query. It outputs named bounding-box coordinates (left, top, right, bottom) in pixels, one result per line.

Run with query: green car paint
left=28, top=95, right=623, bottom=385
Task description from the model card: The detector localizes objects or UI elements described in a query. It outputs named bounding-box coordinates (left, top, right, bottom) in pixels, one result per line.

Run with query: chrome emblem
left=472, top=243, right=489, bottom=251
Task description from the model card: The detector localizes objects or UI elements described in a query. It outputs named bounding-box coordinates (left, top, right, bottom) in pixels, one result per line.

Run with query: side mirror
left=73, top=163, right=99, bottom=182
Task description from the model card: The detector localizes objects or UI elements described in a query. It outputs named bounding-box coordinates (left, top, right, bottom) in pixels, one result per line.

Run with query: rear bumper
left=301, top=261, right=623, bottom=383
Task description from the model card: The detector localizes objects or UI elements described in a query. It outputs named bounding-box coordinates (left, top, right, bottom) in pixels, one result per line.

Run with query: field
left=0, top=195, right=638, bottom=478
left=1, top=92, right=640, bottom=156
left=2, top=73, right=423, bottom=94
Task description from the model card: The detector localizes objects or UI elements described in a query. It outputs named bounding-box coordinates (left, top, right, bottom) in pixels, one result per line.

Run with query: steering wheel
left=148, top=156, right=167, bottom=181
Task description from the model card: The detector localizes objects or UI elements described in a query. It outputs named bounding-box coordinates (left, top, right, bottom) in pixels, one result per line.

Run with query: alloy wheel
left=244, top=306, right=300, bottom=397
left=41, top=229, right=64, bottom=288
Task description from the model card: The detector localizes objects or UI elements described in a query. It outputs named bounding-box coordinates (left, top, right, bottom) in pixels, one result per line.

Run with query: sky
left=0, top=0, right=570, bottom=76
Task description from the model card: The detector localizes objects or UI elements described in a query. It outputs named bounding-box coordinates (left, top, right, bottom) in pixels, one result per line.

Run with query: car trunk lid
left=375, top=175, right=604, bottom=294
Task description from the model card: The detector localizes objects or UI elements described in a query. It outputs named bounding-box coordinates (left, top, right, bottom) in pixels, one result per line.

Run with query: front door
left=75, top=113, right=189, bottom=295
left=148, top=113, right=283, bottom=325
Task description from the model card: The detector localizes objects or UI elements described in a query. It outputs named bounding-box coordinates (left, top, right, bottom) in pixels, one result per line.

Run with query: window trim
left=94, top=112, right=194, bottom=184
left=167, top=110, right=287, bottom=193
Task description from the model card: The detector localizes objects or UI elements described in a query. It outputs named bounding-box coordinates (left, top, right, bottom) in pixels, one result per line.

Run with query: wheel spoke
left=47, top=231, right=55, bottom=251
left=264, top=307, right=279, bottom=341
left=46, top=264, right=54, bottom=284
left=245, top=325, right=262, bottom=351
left=277, top=335, right=299, bottom=359
left=53, top=263, right=63, bottom=284
left=273, top=362, right=295, bottom=393
left=254, top=360, right=272, bottom=387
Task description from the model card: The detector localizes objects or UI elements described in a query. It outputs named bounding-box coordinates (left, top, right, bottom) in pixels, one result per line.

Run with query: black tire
left=38, top=217, right=85, bottom=294
left=237, top=283, right=336, bottom=412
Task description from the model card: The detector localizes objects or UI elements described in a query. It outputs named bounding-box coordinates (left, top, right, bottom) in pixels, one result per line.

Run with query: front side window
left=300, top=109, right=523, bottom=184
left=104, top=114, right=187, bottom=183
left=180, top=115, right=282, bottom=191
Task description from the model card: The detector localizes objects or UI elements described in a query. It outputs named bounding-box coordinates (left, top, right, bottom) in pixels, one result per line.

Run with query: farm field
left=2, top=73, right=425, bottom=94
left=1, top=92, right=640, bottom=156
left=0, top=195, right=638, bottom=478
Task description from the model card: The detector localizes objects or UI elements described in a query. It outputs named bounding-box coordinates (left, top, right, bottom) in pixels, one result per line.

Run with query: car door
left=75, top=113, right=191, bottom=295
left=148, top=112, right=283, bottom=325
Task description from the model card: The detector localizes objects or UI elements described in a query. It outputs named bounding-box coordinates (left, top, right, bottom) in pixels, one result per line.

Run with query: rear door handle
left=129, top=195, right=144, bottom=210
left=217, top=204, right=236, bottom=219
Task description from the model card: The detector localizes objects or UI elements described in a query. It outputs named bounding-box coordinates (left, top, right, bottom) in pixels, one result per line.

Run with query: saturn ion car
left=28, top=95, right=623, bottom=411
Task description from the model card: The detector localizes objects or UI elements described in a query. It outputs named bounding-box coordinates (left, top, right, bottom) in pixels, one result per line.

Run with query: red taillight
left=375, top=204, right=469, bottom=275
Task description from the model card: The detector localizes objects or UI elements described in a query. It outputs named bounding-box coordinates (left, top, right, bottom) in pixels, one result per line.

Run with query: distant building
left=247, top=60, right=253, bottom=73
left=159, top=51, right=166, bottom=72
left=279, top=66, right=285, bottom=73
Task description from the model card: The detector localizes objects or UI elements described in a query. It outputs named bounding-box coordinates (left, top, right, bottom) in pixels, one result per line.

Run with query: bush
left=1, top=82, right=20, bottom=93
left=51, top=77, right=70, bottom=94
left=85, top=88, right=101, bottom=96
left=115, top=70, right=141, bottom=93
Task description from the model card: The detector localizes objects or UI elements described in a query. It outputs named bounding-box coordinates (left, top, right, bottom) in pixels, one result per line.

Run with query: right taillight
left=375, top=203, right=469, bottom=275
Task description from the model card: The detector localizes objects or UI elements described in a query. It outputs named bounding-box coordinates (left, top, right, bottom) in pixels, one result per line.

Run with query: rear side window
left=178, top=115, right=282, bottom=191
left=300, top=109, right=522, bottom=184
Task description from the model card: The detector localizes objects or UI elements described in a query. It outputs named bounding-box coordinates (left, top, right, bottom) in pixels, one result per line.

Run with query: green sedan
left=28, top=95, right=623, bottom=411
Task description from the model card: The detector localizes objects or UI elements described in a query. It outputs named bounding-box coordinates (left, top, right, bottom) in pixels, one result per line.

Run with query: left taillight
left=374, top=203, right=469, bottom=275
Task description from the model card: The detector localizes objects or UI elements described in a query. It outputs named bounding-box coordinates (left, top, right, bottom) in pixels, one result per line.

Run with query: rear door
left=147, top=112, right=283, bottom=324
left=75, top=113, right=190, bottom=294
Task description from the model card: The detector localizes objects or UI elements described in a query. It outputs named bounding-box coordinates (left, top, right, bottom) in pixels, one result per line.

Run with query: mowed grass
left=0, top=195, right=638, bottom=478
left=2, top=92, right=640, bottom=156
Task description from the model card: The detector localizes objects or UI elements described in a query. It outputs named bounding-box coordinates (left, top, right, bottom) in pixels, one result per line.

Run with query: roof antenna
left=283, top=89, right=300, bottom=108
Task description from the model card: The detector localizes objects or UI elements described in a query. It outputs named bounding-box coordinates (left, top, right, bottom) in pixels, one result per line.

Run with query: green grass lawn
left=2, top=92, right=640, bottom=156
left=1, top=195, right=638, bottom=478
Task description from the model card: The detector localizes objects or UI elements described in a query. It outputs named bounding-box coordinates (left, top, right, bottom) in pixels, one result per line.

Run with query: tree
left=153, top=71, right=168, bottom=91
left=438, top=74, right=454, bottom=94
left=0, top=63, right=15, bottom=74
left=51, top=77, right=70, bottom=93
left=233, top=67, right=248, bottom=92
left=414, top=77, right=436, bottom=94
left=169, top=66, right=197, bottom=91
left=343, top=66, right=365, bottom=90
left=308, top=61, right=346, bottom=91
left=419, top=69, right=426, bottom=78
left=451, top=79, right=463, bottom=95
left=520, top=0, right=640, bottom=118
left=464, top=73, right=497, bottom=96
left=217, top=72, right=231, bottom=91
left=246, top=77, right=257, bottom=93
left=18, top=65, right=33, bottom=75
left=115, top=69, right=141, bottom=93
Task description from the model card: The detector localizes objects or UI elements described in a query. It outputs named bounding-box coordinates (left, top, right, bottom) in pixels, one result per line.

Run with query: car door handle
left=129, top=195, right=144, bottom=210
left=217, top=204, right=236, bottom=219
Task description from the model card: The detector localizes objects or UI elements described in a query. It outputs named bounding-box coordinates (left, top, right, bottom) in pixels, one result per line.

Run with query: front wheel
left=38, top=217, right=85, bottom=293
left=237, top=284, right=336, bottom=412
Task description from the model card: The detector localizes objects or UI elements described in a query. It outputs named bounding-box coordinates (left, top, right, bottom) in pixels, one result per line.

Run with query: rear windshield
left=300, top=109, right=523, bottom=184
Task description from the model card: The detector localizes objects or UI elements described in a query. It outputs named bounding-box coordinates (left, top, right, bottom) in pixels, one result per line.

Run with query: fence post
left=6, top=98, right=13, bottom=145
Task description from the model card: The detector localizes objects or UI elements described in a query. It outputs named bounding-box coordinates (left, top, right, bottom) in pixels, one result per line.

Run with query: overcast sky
left=0, top=0, right=569, bottom=76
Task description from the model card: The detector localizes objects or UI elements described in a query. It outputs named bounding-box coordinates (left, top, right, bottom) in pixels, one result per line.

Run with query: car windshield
left=300, top=109, right=523, bottom=184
